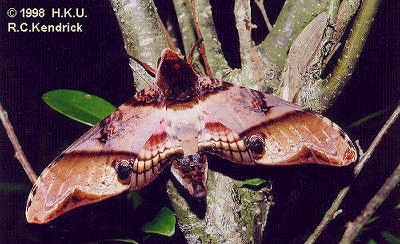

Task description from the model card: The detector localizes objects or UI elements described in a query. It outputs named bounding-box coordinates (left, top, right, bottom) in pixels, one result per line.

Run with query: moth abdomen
left=171, top=153, right=208, bottom=198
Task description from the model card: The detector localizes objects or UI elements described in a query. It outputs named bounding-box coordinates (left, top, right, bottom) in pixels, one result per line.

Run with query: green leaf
left=0, top=182, right=28, bottom=193
left=128, top=192, right=143, bottom=211
left=42, top=89, right=116, bottom=126
left=348, top=109, right=387, bottom=129
left=103, top=238, right=138, bottom=244
left=381, top=232, right=400, bottom=244
left=239, top=178, right=271, bottom=189
left=367, top=239, right=377, bottom=244
left=141, top=207, right=176, bottom=237
left=395, top=203, right=400, bottom=209
left=365, top=215, right=380, bottom=225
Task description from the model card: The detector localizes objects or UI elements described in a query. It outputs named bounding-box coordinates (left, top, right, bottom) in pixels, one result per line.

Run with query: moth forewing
left=26, top=87, right=168, bottom=224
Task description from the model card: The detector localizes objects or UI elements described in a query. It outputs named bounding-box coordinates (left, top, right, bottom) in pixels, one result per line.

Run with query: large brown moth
left=26, top=48, right=357, bottom=224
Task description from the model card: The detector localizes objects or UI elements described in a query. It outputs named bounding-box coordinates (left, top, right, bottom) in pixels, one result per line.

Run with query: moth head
left=156, top=49, right=198, bottom=102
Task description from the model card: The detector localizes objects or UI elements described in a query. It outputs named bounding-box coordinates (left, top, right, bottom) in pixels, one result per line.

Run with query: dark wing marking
left=199, top=77, right=357, bottom=166
left=244, top=112, right=357, bottom=166
left=26, top=84, right=169, bottom=224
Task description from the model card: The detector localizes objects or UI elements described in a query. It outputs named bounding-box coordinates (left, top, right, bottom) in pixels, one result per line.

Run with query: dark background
left=0, top=0, right=399, bottom=243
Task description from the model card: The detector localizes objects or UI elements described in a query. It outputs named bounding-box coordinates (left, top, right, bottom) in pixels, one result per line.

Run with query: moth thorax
left=175, top=123, right=199, bottom=156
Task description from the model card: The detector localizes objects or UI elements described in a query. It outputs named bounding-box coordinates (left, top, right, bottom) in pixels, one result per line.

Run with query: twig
left=160, top=20, right=180, bottom=54
left=305, top=103, right=400, bottom=243
left=255, top=0, right=273, bottom=31
left=184, top=0, right=230, bottom=78
left=234, top=0, right=253, bottom=63
left=305, top=186, right=350, bottom=244
left=340, top=163, right=400, bottom=244
left=354, top=104, right=400, bottom=176
left=0, top=101, right=37, bottom=183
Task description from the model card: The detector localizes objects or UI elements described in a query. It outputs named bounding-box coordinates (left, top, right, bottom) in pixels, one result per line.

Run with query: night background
left=0, top=0, right=399, bottom=243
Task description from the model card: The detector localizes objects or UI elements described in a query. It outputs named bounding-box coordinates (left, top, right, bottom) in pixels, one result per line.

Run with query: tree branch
left=193, top=0, right=231, bottom=79
left=258, top=0, right=330, bottom=71
left=322, top=0, right=381, bottom=109
left=109, top=0, right=169, bottom=90
left=340, top=163, right=400, bottom=244
left=234, top=0, right=253, bottom=62
left=321, top=0, right=360, bottom=68
left=278, top=12, right=329, bottom=105
left=306, top=103, right=400, bottom=243
left=0, top=101, right=37, bottom=183
left=172, top=0, right=197, bottom=57
left=167, top=171, right=272, bottom=243
left=254, top=0, right=273, bottom=32
left=353, top=103, right=400, bottom=176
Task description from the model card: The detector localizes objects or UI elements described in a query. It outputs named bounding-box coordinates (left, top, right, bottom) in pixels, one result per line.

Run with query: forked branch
left=0, top=102, right=37, bottom=183
left=322, top=0, right=381, bottom=109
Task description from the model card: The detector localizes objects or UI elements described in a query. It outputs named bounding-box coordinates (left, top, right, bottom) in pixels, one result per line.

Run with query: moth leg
left=170, top=153, right=208, bottom=198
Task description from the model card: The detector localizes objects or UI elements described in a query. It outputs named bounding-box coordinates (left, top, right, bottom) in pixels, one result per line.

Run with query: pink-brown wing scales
left=26, top=84, right=173, bottom=224
left=199, top=111, right=255, bottom=165
left=198, top=77, right=357, bottom=166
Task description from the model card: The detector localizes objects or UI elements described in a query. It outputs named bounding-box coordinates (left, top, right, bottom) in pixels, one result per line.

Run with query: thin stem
left=172, top=0, right=197, bottom=57
left=354, top=103, right=400, bottom=176
left=305, top=103, right=400, bottom=243
left=234, top=0, right=253, bottom=62
left=340, top=164, right=400, bottom=244
left=0, top=102, right=37, bottom=184
left=189, top=0, right=231, bottom=79
left=255, top=0, right=273, bottom=31
left=128, top=54, right=157, bottom=76
left=160, top=20, right=180, bottom=53
left=305, top=186, right=351, bottom=244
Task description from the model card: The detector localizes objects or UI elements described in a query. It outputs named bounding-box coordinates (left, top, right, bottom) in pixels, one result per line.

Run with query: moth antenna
left=128, top=54, right=157, bottom=77
left=160, top=20, right=181, bottom=55
left=187, top=38, right=204, bottom=64
left=128, top=63, right=151, bottom=85
left=190, top=0, right=212, bottom=77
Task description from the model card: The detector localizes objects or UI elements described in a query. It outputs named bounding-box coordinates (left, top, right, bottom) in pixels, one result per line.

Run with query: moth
left=26, top=48, right=357, bottom=224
